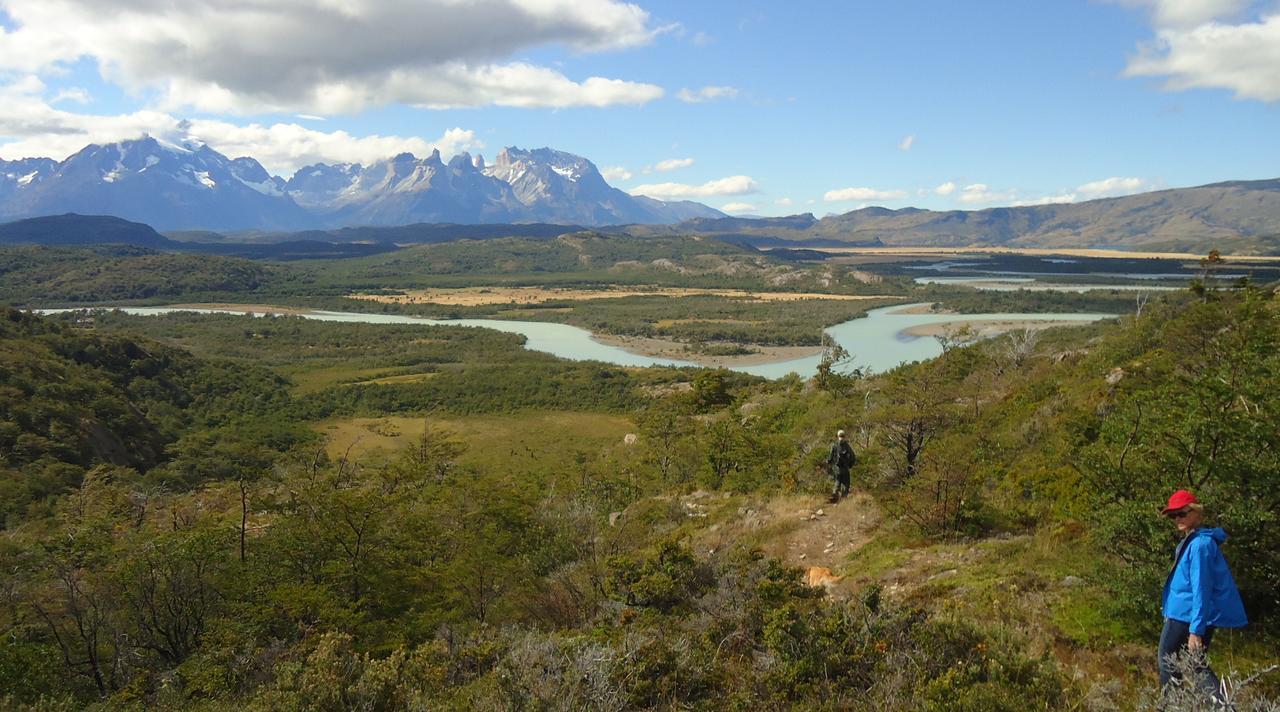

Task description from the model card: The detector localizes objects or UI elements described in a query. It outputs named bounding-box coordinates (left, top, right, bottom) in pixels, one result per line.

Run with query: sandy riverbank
left=592, top=333, right=824, bottom=368
left=166, top=302, right=317, bottom=316
left=887, top=303, right=956, bottom=316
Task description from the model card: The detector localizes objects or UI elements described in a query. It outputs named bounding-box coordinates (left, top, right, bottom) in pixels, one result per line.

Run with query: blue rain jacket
left=1161, top=527, right=1248, bottom=635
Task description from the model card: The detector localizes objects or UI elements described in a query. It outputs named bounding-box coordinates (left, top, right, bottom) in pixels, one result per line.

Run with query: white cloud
left=957, top=183, right=1017, bottom=205
left=630, top=175, right=759, bottom=199
left=676, top=85, right=740, bottom=103
left=1076, top=176, right=1151, bottom=197
left=1118, top=2, right=1280, bottom=102
left=50, top=87, right=90, bottom=105
left=823, top=187, right=908, bottom=202
left=296, top=114, right=326, bottom=122
left=935, top=181, right=957, bottom=196
left=1117, top=0, right=1253, bottom=29
left=721, top=202, right=757, bottom=213
left=0, top=81, right=482, bottom=174
left=961, top=176, right=1155, bottom=208
left=774, top=197, right=794, bottom=206
left=0, top=0, right=665, bottom=113
left=1011, top=193, right=1078, bottom=207
left=653, top=157, right=694, bottom=172
left=601, top=166, right=633, bottom=182
left=898, top=134, right=915, bottom=151
left=182, top=122, right=483, bottom=175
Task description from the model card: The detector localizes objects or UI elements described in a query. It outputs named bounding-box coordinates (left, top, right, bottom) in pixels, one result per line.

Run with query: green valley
left=2, top=276, right=1278, bottom=709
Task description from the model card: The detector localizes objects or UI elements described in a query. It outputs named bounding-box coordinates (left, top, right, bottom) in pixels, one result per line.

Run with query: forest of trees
left=2, top=281, right=1278, bottom=709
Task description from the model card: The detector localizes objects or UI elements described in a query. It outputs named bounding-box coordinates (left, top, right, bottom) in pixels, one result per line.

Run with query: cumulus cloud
left=653, top=157, right=694, bottom=172
left=1117, top=0, right=1253, bottom=28
left=823, top=187, right=908, bottom=202
left=182, top=123, right=483, bottom=175
left=956, top=183, right=1017, bottom=205
left=964, top=176, right=1155, bottom=208
left=676, top=85, right=740, bottom=103
left=935, top=181, right=957, bottom=196
left=0, top=81, right=482, bottom=174
left=0, top=0, right=665, bottom=112
left=1119, top=2, right=1280, bottom=102
left=601, top=166, right=633, bottom=182
left=50, top=87, right=90, bottom=105
left=898, top=134, right=915, bottom=151
left=1076, top=176, right=1151, bottom=197
left=775, top=197, right=794, bottom=206
left=629, top=175, right=759, bottom=199
left=721, top=202, right=757, bottom=213
left=1011, top=193, right=1078, bottom=207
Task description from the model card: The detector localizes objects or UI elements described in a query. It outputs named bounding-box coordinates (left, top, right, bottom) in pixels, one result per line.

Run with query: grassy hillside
left=0, top=213, right=179, bottom=249
left=2, top=286, right=1277, bottom=709
left=634, top=179, right=1280, bottom=253
left=0, top=246, right=286, bottom=304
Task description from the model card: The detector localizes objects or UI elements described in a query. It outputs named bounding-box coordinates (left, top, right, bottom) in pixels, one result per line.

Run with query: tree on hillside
left=875, top=367, right=953, bottom=484
left=1080, top=289, right=1280, bottom=622
left=814, top=337, right=864, bottom=395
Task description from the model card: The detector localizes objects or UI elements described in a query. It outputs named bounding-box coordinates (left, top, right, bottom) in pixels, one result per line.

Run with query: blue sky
left=0, top=0, right=1277, bottom=215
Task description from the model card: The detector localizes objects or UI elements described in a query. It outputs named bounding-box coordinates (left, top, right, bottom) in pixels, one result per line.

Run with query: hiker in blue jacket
left=1158, top=489, right=1248, bottom=699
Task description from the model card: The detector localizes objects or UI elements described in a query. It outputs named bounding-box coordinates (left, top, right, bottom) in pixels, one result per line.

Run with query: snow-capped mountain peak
left=0, top=140, right=723, bottom=230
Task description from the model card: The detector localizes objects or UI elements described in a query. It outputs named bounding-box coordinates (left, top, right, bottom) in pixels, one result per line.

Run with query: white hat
left=837, top=429, right=846, bottom=437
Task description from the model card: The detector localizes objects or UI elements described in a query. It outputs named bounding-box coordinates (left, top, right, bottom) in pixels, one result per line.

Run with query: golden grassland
left=349, top=286, right=892, bottom=306
left=798, top=246, right=1280, bottom=262
left=315, top=411, right=635, bottom=465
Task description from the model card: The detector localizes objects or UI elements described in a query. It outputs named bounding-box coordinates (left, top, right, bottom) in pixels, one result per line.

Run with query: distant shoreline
left=898, top=318, right=1089, bottom=339
left=166, top=302, right=316, bottom=316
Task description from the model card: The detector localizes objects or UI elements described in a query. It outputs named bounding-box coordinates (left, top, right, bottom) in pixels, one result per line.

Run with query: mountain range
left=0, top=138, right=723, bottom=231
left=3, top=137, right=1280, bottom=252
left=628, top=179, right=1280, bottom=253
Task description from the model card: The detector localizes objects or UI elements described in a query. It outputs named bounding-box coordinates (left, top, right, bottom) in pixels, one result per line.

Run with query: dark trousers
left=832, top=469, right=850, bottom=499
left=1158, top=618, right=1219, bottom=698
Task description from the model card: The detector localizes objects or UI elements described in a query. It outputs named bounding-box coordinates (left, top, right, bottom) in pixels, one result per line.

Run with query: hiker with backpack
left=827, top=429, right=855, bottom=503
left=1157, top=489, right=1248, bottom=702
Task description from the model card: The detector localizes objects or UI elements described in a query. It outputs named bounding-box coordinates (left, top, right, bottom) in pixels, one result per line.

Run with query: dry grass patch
left=315, top=412, right=635, bottom=465
left=350, top=286, right=891, bottom=306
left=801, top=246, right=1280, bottom=262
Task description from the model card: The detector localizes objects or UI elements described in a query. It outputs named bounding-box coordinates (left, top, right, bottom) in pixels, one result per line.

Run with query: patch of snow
left=234, top=174, right=283, bottom=196
left=102, top=157, right=128, bottom=183
left=551, top=165, right=579, bottom=182
left=484, top=163, right=526, bottom=184
left=17, top=171, right=38, bottom=185
left=155, top=137, right=195, bottom=155
left=194, top=170, right=216, bottom=189
left=141, top=155, right=161, bottom=171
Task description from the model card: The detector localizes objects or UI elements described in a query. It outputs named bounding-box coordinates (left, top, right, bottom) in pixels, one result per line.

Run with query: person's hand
left=1188, top=633, right=1204, bottom=652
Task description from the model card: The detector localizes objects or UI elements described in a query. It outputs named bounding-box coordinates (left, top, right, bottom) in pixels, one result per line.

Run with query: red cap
left=1161, top=489, right=1198, bottom=515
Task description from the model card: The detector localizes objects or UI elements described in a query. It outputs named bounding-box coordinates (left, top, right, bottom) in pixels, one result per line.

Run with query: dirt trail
left=693, top=491, right=882, bottom=598
left=757, top=492, right=881, bottom=570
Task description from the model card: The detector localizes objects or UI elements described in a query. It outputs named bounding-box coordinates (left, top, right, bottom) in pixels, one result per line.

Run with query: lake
left=54, top=304, right=1112, bottom=379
